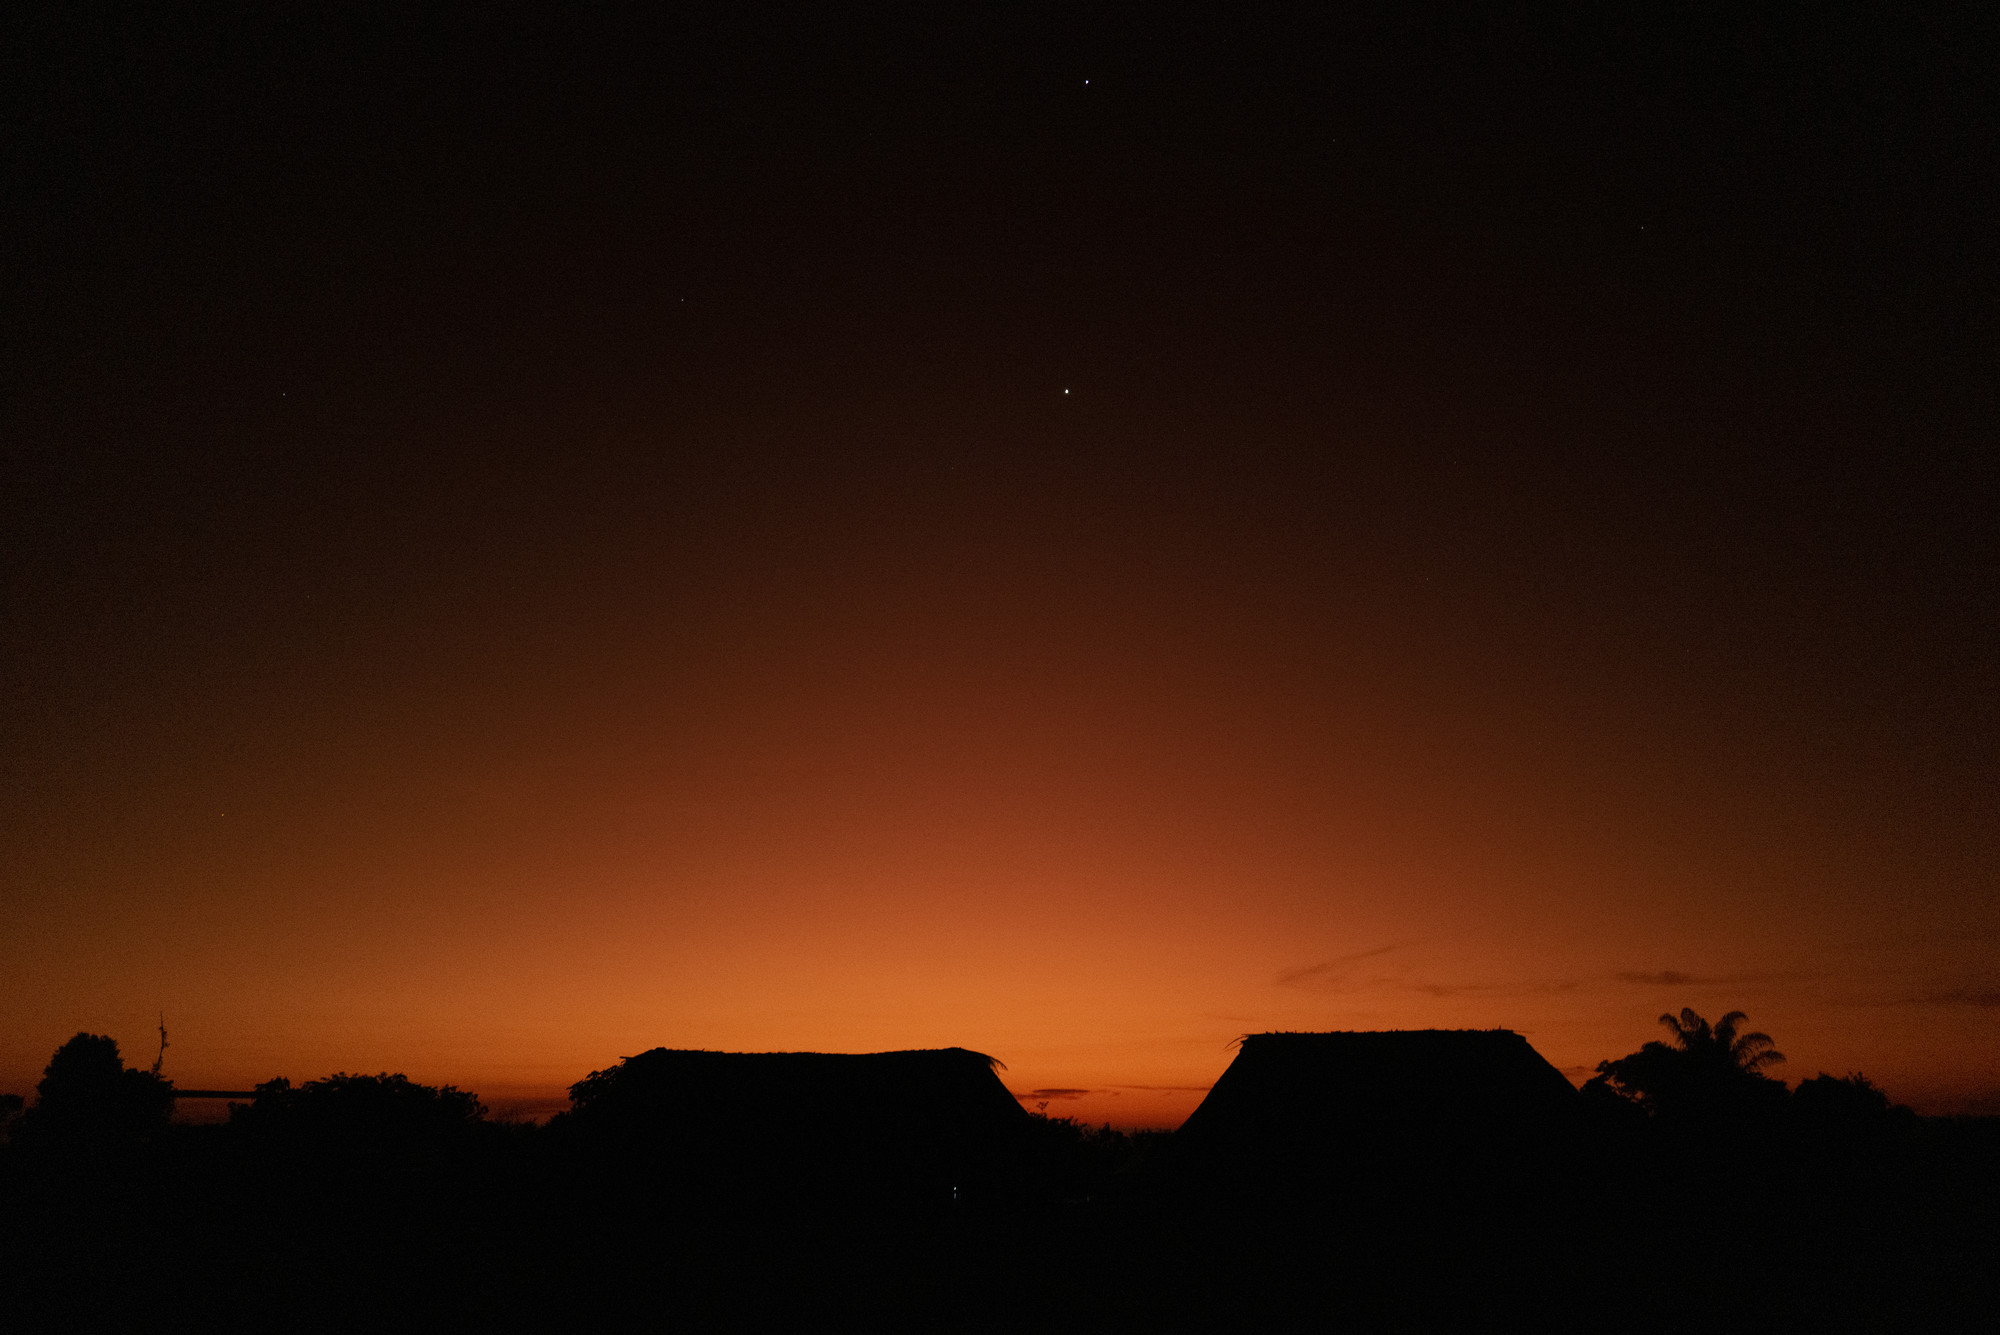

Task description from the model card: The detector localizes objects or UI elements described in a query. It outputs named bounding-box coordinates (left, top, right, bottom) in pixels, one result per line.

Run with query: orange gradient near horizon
left=5, top=405, right=1996, bottom=1129
left=7, top=5, right=1998, bottom=1147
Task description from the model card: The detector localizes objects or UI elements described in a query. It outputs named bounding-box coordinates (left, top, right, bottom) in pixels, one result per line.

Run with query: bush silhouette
left=0, top=1092, right=23, bottom=1145
left=1793, top=1071, right=1887, bottom=1117
left=1021, top=1112, right=1167, bottom=1202
left=19, top=1033, right=174, bottom=1151
left=1791, top=1072, right=1916, bottom=1148
left=230, top=1072, right=488, bottom=1165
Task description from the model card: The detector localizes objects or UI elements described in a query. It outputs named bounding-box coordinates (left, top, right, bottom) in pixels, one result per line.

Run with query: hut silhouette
left=1170, top=1030, right=1583, bottom=1202
left=553, top=1046, right=1030, bottom=1207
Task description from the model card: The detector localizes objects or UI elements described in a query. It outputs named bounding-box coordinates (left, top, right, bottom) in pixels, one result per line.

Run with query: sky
left=4, top=5, right=1996, bottom=1126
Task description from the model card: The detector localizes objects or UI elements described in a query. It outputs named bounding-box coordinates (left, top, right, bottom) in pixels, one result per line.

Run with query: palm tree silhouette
left=1588, top=1007, right=1788, bottom=1119
left=1657, top=1008, right=1784, bottom=1075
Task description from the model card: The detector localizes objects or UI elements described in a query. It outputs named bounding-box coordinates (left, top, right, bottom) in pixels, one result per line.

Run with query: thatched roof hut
left=1171, top=1030, right=1582, bottom=1200
left=554, top=1046, right=1030, bottom=1206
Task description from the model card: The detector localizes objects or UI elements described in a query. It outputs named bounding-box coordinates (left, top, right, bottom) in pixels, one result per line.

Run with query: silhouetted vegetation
left=2, top=1016, right=1994, bottom=1330
left=17, top=1032, right=174, bottom=1153
left=1020, top=1112, right=1172, bottom=1204
left=1585, top=1007, right=1791, bottom=1127
left=230, top=1072, right=489, bottom=1158
left=1793, top=1071, right=1915, bottom=1137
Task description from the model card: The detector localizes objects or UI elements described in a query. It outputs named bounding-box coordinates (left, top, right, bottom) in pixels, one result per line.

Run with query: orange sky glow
left=7, top=389, right=1994, bottom=1127
left=6, top=10, right=1994, bottom=1129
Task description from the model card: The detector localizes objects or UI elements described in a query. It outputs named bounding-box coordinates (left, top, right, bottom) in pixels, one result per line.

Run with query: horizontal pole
left=170, top=1090, right=258, bottom=1099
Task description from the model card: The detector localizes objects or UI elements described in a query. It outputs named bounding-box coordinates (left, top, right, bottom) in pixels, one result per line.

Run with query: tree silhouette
left=1586, top=1008, right=1787, bottom=1123
left=19, top=1032, right=174, bottom=1150
left=1658, top=1007, right=1785, bottom=1076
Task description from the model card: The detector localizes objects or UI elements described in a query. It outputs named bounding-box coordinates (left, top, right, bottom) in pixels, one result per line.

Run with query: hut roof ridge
left=616, top=1045, right=1005, bottom=1069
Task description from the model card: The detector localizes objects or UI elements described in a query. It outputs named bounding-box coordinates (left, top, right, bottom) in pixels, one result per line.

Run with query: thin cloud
left=1412, top=981, right=1495, bottom=997
left=1013, top=1088, right=1092, bottom=1101
left=1410, top=979, right=1581, bottom=998
left=1615, top=970, right=1700, bottom=986
left=1615, top=967, right=1813, bottom=990
left=1915, top=988, right=2000, bottom=1008
left=1276, top=944, right=1403, bottom=990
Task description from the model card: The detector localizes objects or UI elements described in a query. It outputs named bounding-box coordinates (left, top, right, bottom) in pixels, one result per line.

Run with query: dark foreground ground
left=5, top=1113, right=1998, bottom=1333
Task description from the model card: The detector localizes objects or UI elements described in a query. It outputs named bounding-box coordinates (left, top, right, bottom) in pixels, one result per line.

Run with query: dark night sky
left=5, top=4, right=1995, bottom=1123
